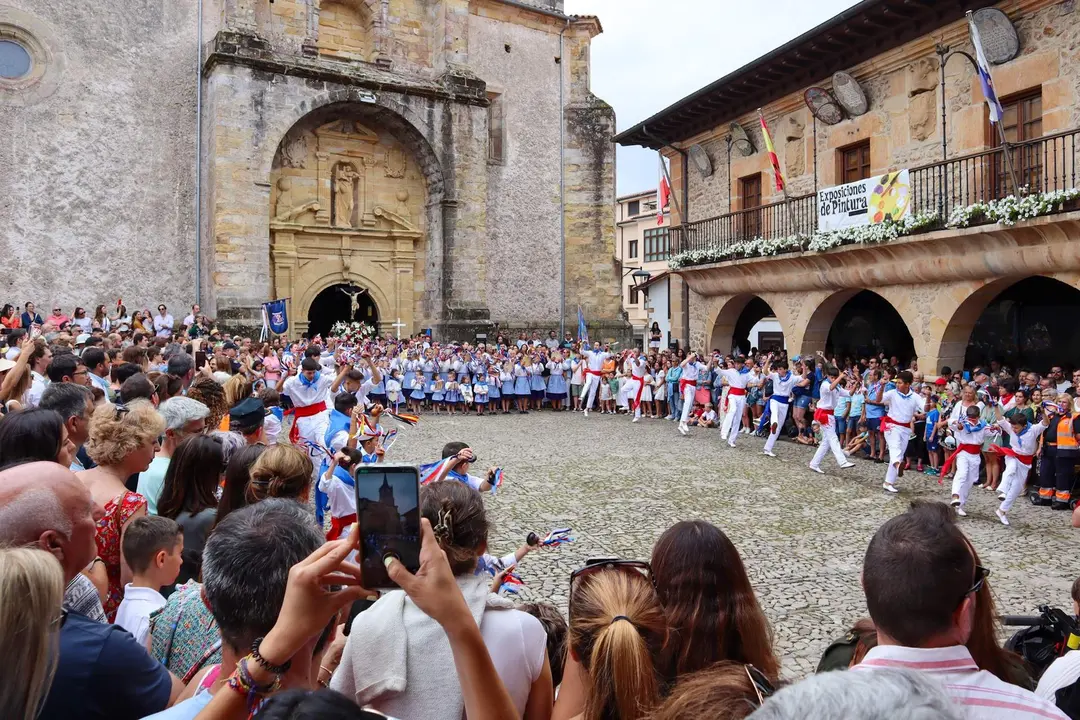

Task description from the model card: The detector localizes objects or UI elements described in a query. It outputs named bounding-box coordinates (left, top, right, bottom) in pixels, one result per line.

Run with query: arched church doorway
left=306, top=283, right=380, bottom=339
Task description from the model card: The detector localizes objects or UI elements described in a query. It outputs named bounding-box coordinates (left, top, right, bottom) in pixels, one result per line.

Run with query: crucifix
left=339, top=286, right=367, bottom=319
left=391, top=318, right=407, bottom=339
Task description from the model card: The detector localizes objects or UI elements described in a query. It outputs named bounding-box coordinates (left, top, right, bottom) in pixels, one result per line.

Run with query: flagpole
left=759, top=109, right=800, bottom=237
left=994, top=119, right=1024, bottom=196
left=966, top=11, right=1023, bottom=196
left=658, top=155, right=683, bottom=222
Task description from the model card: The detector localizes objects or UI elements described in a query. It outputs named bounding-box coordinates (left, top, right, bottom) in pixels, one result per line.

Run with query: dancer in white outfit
left=763, top=357, right=798, bottom=457
left=625, top=351, right=649, bottom=422
left=580, top=342, right=611, bottom=416
left=718, top=356, right=754, bottom=447
left=880, top=370, right=922, bottom=494
left=992, top=407, right=1047, bottom=526
left=809, top=365, right=856, bottom=473
left=941, top=405, right=990, bottom=517
left=678, top=353, right=707, bottom=436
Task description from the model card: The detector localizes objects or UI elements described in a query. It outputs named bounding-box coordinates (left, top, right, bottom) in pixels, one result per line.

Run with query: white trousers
left=763, top=399, right=789, bottom=453
left=627, top=377, right=645, bottom=418
left=884, top=425, right=912, bottom=486
left=721, top=394, right=747, bottom=444
left=581, top=373, right=602, bottom=410
left=950, top=452, right=981, bottom=505
left=811, top=417, right=847, bottom=468
left=679, top=383, right=696, bottom=424
left=999, top=455, right=1031, bottom=511
left=295, top=410, right=331, bottom=483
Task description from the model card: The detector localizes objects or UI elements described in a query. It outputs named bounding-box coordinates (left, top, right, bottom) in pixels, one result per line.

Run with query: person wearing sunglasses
left=853, top=501, right=1066, bottom=719
left=553, top=559, right=667, bottom=720
left=153, top=305, right=174, bottom=340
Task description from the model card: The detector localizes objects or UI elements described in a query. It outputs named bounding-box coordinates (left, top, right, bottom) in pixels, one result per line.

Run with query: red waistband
left=813, top=408, right=834, bottom=425
left=727, top=387, right=747, bottom=396
left=327, top=513, right=357, bottom=541
left=991, top=446, right=1034, bottom=465
left=293, top=401, right=327, bottom=418
left=881, top=415, right=910, bottom=431
left=957, top=443, right=981, bottom=454
left=585, top=369, right=604, bottom=377
left=940, top=443, right=983, bottom=478
left=679, top=378, right=696, bottom=391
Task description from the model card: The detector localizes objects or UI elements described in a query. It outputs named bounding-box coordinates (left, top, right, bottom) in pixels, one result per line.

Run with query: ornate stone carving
left=273, top=177, right=320, bottom=222
left=373, top=206, right=416, bottom=231
left=278, top=132, right=310, bottom=169
left=332, top=162, right=360, bottom=227
left=385, top=147, right=406, bottom=178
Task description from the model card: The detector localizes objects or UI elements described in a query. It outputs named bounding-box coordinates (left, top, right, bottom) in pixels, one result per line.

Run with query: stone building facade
left=1, top=0, right=627, bottom=340
left=617, top=0, right=1080, bottom=372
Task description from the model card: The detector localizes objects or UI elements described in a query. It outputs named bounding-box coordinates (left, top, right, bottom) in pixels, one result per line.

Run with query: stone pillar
left=434, top=0, right=469, bottom=74
left=223, top=0, right=258, bottom=34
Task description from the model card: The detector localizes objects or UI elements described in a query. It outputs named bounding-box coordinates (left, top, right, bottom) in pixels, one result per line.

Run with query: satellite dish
left=804, top=87, right=844, bottom=125
left=729, top=122, right=754, bottom=156
left=832, top=71, right=868, bottom=116
left=688, top=144, right=713, bottom=178
left=972, top=7, right=1019, bottom=64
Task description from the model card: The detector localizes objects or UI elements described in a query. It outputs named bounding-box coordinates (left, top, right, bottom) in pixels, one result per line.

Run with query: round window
left=0, top=39, right=32, bottom=79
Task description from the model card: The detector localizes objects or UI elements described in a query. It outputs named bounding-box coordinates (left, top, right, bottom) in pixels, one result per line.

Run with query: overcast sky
left=564, top=0, right=860, bottom=196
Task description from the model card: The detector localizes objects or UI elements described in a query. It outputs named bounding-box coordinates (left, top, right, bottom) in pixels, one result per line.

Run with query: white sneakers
left=956, top=506, right=967, bottom=517
left=678, top=423, right=689, bottom=436
left=839, top=462, right=856, bottom=469
left=995, top=508, right=1010, bottom=526
left=632, top=416, right=639, bottom=423
left=728, top=442, right=737, bottom=449
left=809, top=465, right=825, bottom=474
left=583, top=409, right=589, bottom=417
left=882, top=482, right=899, bottom=494
left=763, top=450, right=777, bottom=458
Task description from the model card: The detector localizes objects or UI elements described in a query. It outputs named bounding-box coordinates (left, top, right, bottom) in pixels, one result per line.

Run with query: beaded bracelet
left=251, top=636, right=292, bottom=674
left=226, top=655, right=282, bottom=713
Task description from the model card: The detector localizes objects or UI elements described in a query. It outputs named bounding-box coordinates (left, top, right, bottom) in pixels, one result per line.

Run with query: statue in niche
left=333, top=163, right=360, bottom=227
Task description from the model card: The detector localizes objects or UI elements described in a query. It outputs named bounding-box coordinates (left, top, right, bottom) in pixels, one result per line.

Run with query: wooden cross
left=391, top=318, right=407, bottom=339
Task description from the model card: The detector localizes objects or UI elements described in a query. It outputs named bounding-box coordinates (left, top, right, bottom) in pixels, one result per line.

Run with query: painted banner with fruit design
left=817, top=170, right=910, bottom=233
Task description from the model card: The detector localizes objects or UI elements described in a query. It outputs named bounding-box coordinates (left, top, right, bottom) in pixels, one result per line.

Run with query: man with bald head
left=0, top=462, right=182, bottom=720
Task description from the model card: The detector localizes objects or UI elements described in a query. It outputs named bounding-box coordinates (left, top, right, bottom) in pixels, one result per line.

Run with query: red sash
left=585, top=369, right=603, bottom=379
left=727, top=387, right=747, bottom=397
left=813, top=407, right=834, bottom=426
left=939, top=443, right=982, bottom=479
left=880, top=415, right=910, bottom=433
left=679, top=378, right=696, bottom=395
left=326, top=512, right=357, bottom=541
left=288, top=400, right=327, bottom=443
left=631, top=376, right=646, bottom=410
left=990, top=446, right=1034, bottom=466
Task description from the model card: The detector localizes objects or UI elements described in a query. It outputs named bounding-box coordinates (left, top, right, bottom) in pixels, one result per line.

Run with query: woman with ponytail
left=332, top=481, right=553, bottom=720
left=555, top=561, right=667, bottom=720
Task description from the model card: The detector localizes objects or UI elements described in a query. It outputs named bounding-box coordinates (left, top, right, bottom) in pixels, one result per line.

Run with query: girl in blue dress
left=513, top=357, right=531, bottom=414
left=487, top=362, right=501, bottom=408
left=422, top=354, right=437, bottom=409
left=402, top=355, right=418, bottom=401
left=529, top=353, right=547, bottom=410
left=431, top=378, right=445, bottom=415
left=499, top=363, right=514, bottom=414
left=408, top=367, right=426, bottom=413
left=473, top=371, right=489, bottom=416
left=546, top=353, right=570, bottom=411
left=444, top=371, right=462, bottom=416
left=368, top=362, right=387, bottom=407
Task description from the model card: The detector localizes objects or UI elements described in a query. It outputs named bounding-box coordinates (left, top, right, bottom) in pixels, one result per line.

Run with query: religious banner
left=817, top=170, right=911, bottom=232
left=264, top=299, right=289, bottom=335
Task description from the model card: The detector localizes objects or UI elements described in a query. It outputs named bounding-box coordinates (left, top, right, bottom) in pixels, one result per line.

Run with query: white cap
left=76, top=333, right=91, bottom=345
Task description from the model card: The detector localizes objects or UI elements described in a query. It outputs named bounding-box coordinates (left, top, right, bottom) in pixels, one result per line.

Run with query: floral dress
left=95, top=490, right=147, bottom=621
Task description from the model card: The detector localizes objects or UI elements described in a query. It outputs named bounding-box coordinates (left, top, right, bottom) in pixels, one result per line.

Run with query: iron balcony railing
left=672, top=128, right=1080, bottom=263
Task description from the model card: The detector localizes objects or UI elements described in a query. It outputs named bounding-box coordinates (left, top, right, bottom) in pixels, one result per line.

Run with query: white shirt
left=584, top=350, right=610, bottom=372
left=719, top=367, right=751, bottom=390
left=25, top=370, right=48, bottom=408
left=1057, top=381, right=1073, bottom=394
left=770, top=371, right=798, bottom=398
left=153, top=313, right=174, bottom=337
left=882, top=388, right=921, bottom=423
left=182, top=313, right=196, bottom=328
left=680, top=361, right=706, bottom=382
left=949, top=401, right=985, bottom=423
left=952, top=419, right=989, bottom=445
left=816, top=379, right=849, bottom=411
left=114, top=584, right=167, bottom=647
left=853, top=644, right=1067, bottom=719
left=282, top=373, right=335, bottom=407
left=72, top=316, right=92, bottom=333
left=996, top=418, right=1046, bottom=457
left=1037, top=650, right=1080, bottom=703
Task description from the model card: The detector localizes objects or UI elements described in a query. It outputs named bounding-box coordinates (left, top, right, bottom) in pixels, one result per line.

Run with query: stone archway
left=306, top=282, right=381, bottom=339
left=803, top=289, right=917, bottom=365
left=707, top=294, right=785, bottom=354
left=269, top=102, right=437, bottom=338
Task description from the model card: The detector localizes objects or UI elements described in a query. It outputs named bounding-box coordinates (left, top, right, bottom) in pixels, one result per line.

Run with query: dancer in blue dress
left=529, top=352, right=547, bottom=411
left=514, top=356, right=531, bottom=414
left=444, top=371, right=462, bottom=415
left=431, top=377, right=445, bottom=415
left=499, top=362, right=514, bottom=414
left=421, top=354, right=437, bottom=409
left=487, top=362, right=501, bottom=408
left=546, top=352, right=570, bottom=411
left=408, top=367, right=426, bottom=413
left=402, top=354, right=418, bottom=402
left=473, top=371, right=489, bottom=416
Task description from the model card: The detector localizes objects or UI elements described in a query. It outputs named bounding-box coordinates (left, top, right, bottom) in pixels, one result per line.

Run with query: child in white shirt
left=115, top=515, right=183, bottom=649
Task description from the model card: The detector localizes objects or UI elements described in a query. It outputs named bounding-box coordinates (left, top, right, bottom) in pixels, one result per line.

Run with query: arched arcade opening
left=306, top=283, right=381, bottom=339
left=821, top=290, right=916, bottom=367
left=709, top=294, right=785, bottom=355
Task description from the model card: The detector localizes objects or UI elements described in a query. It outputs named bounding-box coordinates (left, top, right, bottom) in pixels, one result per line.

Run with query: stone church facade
left=0, top=0, right=627, bottom=340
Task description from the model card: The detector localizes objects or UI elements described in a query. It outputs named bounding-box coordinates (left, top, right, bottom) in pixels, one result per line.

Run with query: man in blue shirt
left=0, top=462, right=181, bottom=720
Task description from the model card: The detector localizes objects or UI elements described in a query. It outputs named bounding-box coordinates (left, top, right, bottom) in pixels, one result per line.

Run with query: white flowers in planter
left=669, top=187, right=1080, bottom=269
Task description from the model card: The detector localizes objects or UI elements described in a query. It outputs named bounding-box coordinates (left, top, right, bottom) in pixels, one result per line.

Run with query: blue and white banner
left=577, top=306, right=588, bottom=345
left=265, top=299, right=289, bottom=335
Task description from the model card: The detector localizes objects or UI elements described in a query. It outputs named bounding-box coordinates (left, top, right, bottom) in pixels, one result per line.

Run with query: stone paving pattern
left=389, top=412, right=1080, bottom=679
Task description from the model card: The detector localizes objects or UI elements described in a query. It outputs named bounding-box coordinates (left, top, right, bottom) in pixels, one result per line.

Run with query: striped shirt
left=853, top=645, right=1067, bottom=719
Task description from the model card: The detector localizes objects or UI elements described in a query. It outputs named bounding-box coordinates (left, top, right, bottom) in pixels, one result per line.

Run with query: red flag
left=758, top=109, right=785, bottom=192
left=658, top=176, right=670, bottom=226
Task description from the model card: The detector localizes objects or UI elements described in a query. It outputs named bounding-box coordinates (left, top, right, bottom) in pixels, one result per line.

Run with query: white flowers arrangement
left=329, top=320, right=376, bottom=342
left=669, top=187, right=1080, bottom=269
left=946, top=187, right=1080, bottom=228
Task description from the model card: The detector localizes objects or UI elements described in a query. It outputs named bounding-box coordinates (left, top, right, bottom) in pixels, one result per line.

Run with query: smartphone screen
left=194, top=350, right=207, bottom=368
left=355, top=464, right=421, bottom=588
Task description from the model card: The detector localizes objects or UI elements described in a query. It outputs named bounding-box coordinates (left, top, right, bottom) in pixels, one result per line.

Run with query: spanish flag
left=758, top=109, right=785, bottom=192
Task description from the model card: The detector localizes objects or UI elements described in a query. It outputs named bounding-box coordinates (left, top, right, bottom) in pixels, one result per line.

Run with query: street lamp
left=631, top=269, right=652, bottom=287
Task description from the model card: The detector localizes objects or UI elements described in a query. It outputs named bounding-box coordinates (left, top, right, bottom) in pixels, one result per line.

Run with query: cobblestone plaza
left=392, top=412, right=1080, bottom=679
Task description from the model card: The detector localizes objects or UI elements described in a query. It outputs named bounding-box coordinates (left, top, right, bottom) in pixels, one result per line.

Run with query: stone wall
left=0, top=0, right=199, bottom=312
left=677, top=0, right=1079, bottom=223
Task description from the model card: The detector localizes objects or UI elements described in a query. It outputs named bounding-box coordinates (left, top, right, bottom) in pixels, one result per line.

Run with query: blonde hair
left=223, top=374, right=252, bottom=409
left=647, top=661, right=762, bottom=720
left=247, top=444, right=313, bottom=503
left=570, top=569, right=667, bottom=720
left=84, top=400, right=166, bottom=466
left=0, top=548, right=65, bottom=720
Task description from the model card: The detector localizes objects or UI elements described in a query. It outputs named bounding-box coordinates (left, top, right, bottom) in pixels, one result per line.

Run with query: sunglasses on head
left=744, top=663, right=775, bottom=706
left=964, top=565, right=990, bottom=601
left=569, top=558, right=654, bottom=618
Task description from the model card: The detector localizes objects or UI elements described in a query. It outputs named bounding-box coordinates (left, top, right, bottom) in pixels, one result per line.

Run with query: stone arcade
left=0, top=0, right=628, bottom=340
